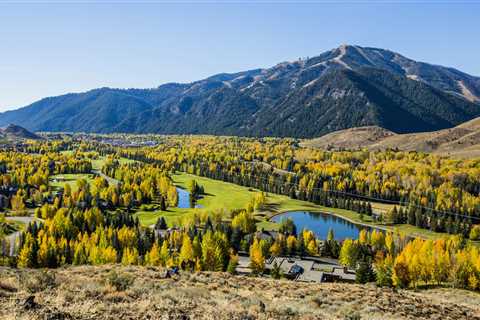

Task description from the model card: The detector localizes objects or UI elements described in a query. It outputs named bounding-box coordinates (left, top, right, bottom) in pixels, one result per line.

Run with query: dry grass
left=302, top=118, right=480, bottom=159
left=1, top=265, right=480, bottom=319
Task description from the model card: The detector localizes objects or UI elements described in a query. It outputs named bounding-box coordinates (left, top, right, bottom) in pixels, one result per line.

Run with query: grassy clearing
left=134, top=172, right=455, bottom=240
left=91, top=156, right=136, bottom=171
left=134, top=172, right=376, bottom=229
left=49, top=173, right=95, bottom=193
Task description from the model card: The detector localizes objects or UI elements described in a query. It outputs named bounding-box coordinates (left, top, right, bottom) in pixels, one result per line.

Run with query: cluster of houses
left=153, top=226, right=356, bottom=283
left=237, top=255, right=355, bottom=283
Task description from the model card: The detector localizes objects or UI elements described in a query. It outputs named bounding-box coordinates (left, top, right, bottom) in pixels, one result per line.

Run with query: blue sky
left=1, top=2, right=479, bottom=111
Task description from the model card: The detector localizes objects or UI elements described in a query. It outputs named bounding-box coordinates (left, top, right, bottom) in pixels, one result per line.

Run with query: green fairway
left=54, top=155, right=458, bottom=241
left=48, top=160, right=457, bottom=241
left=134, top=172, right=376, bottom=229
left=133, top=172, right=455, bottom=240
left=134, top=172, right=261, bottom=227
left=91, top=156, right=136, bottom=171
left=49, top=173, right=95, bottom=193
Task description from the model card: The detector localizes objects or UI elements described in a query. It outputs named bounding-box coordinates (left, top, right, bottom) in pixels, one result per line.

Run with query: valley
left=3, top=2, right=480, bottom=319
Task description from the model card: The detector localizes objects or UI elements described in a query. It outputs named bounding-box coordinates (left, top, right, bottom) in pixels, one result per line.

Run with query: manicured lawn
left=134, top=172, right=262, bottom=227
left=173, top=173, right=260, bottom=211
left=49, top=173, right=95, bottom=192
left=134, top=172, right=455, bottom=240
left=134, top=172, right=377, bottom=229
left=91, top=156, right=136, bottom=171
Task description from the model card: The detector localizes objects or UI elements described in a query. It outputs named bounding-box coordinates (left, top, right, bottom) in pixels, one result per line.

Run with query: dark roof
left=289, top=264, right=304, bottom=275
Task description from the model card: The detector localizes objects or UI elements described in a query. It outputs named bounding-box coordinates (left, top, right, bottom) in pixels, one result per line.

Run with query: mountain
left=0, top=124, right=41, bottom=141
left=1, top=45, right=479, bottom=138
left=302, top=117, right=480, bottom=158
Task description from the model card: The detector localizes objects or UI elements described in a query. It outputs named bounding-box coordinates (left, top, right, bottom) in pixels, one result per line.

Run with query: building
left=265, top=256, right=355, bottom=283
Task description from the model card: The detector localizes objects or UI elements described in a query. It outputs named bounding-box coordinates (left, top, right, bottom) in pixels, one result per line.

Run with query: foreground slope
left=1, top=45, right=479, bottom=137
left=1, top=265, right=479, bottom=320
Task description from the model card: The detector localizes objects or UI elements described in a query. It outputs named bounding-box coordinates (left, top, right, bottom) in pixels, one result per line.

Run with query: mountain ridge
left=0, top=124, right=41, bottom=141
left=301, top=116, right=480, bottom=158
left=1, top=44, right=479, bottom=138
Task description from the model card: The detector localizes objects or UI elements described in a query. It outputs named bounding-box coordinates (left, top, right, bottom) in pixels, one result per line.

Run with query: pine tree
left=271, top=261, right=282, bottom=279
left=356, top=259, right=375, bottom=284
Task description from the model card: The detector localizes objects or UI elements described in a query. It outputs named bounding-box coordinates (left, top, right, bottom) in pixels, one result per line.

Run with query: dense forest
left=1, top=135, right=480, bottom=292
left=71, top=136, right=480, bottom=236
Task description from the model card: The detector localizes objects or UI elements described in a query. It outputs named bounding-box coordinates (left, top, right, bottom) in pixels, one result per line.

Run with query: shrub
left=17, top=270, right=56, bottom=293
left=105, top=270, right=134, bottom=291
left=469, top=225, right=480, bottom=240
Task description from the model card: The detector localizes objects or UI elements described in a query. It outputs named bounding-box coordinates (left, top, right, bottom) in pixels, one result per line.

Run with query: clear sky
left=1, top=1, right=479, bottom=111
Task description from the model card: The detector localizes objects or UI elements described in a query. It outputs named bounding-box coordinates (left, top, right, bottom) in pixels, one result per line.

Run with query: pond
left=176, top=187, right=203, bottom=209
left=271, top=211, right=377, bottom=240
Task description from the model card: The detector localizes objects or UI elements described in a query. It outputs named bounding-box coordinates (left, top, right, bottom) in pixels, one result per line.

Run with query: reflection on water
left=176, top=187, right=203, bottom=209
left=271, top=211, right=376, bottom=240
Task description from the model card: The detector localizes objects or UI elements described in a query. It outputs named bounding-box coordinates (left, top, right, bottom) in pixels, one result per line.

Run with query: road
left=92, top=169, right=120, bottom=186
left=3, top=215, right=37, bottom=256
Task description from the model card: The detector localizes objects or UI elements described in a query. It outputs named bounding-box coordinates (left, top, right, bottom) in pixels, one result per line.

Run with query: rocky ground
left=1, top=265, right=479, bottom=320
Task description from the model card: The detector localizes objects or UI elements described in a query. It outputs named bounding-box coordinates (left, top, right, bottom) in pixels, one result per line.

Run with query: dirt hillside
left=1, top=265, right=479, bottom=320
left=302, top=117, right=480, bottom=158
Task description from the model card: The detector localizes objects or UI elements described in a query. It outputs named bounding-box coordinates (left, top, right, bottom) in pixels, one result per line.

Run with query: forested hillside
left=1, top=45, right=479, bottom=137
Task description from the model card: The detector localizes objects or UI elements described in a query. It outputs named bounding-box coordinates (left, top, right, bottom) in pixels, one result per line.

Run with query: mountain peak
left=0, top=45, right=479, bottom=138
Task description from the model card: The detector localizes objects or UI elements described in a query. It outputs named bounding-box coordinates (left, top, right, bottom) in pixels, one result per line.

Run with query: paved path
left=92, top=169, right=120, bottom=186
left=4, top=215, right=38, bottom=256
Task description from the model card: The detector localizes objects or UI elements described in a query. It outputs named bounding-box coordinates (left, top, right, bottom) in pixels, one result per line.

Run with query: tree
left=155, top=217, right=167, bottom=230
left=227, top=252, right=239, bottom=274
left=167, top=186, right=178, bottom=207
left=159, top=240, right=170, bottom=267
left=145, top=242, right=161, bottom=266
left=249, top=238, right=265, bottom=275
left=393, top=253, right=411, bottom=288
left=179, top=234, right=194, bottom=269
left=279, top=218, right=296, bottom=236
left=375, top=254, right=393, bottom=287
left=231, top=211, right=256, bottom=234
left=271, top=261, right=282, bottom=279
left=286, top=235, right=297, bottom=256
left=121, top=247, right=138, bottom=265
left=201, top=231, right=217, bottom=271
left=339, top=239, right=357, bottom=269
left=385, top=232, right=395, bottom=256
left=269, top=241, right=281, bottom=257
left=469, top=225, right=480, bottom=240
left=356, top=259, right=375, bottom=284
left=17, top=234, right=36, bottom=268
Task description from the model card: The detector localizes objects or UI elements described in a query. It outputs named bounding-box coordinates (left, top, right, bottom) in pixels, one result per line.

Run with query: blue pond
left=271, top=211, right=375, bottom=240
left=176, top=187, right=203, bottom=209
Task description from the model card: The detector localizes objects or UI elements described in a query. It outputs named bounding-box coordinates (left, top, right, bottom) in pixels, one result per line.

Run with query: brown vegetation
left=302, top=117, right=480, bottom=158
left=1, top=265, right=479, bottom=320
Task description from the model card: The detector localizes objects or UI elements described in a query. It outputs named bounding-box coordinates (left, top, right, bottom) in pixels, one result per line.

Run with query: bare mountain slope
left=303, top=117, right=480, bottom=158
left=301, top=126, right=395, bottom=150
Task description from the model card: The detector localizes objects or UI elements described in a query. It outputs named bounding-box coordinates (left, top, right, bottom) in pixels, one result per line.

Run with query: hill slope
left=1, top=45, right=479, bottom=138
left=0, top=124, right=41, bottom=142
left=302, top=117, right=480, bottom=158
left=1, top=265, right=479, bottom=320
